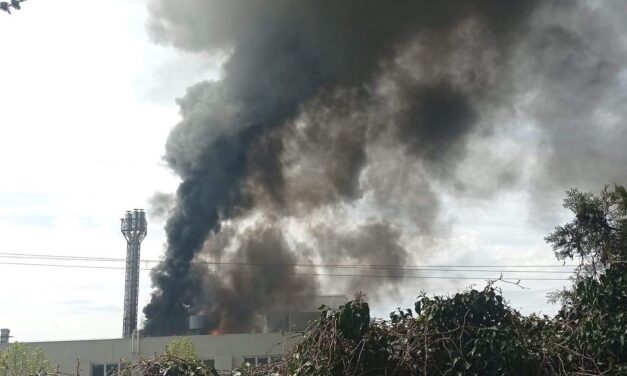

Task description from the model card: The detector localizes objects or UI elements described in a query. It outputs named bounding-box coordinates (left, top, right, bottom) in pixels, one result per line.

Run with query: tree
left=545, top=184, right=627, bottom=278
left=165, top=338, right=198, bottom=361
left=545, top=185, right=627, bottom=373
left=556, top=262, right=627, bottom=373
left=0, top=342, right=52, bottom=376
left=121, top=338, right=218, bottom=376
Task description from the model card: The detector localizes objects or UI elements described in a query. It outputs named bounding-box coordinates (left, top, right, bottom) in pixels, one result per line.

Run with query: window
left=243, top=357, right=256, bottom=366
left=91, top=364, right=104, bottom=376
left=242, top=356, right=272, bottom=366
left=105, top=364, right=119, bottom=376
left=91, top=363, right=119, bottom=376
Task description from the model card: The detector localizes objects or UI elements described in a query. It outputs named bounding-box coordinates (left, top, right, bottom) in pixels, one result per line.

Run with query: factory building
left=0, top=332, right=296, bottom=375
left=0, top=295, right=347, bottom=375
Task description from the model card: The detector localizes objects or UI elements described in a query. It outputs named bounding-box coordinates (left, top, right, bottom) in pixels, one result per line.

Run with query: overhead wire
left=0, top=259, right=572, bottom=281
left=0, top=252, right=578, bottom=273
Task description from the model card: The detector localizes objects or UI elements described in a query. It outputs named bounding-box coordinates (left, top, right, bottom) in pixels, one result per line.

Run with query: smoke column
left=142, top=0, right=627, bottom=335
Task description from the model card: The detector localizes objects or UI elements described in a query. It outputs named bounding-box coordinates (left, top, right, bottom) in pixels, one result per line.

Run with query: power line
left=0, top=257, right=573, bottom=273
left=0, top=261, right=571, bottom=281
left=0, top=253, right=123, bottom=262
left=0, top=252, right=578, bottom=272
left=0, top=261, right=131, bottom=270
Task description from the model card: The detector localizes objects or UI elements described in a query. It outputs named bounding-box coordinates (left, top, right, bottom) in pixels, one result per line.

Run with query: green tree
left=545, top=184, right=627, bottom=278
left=545, top=185, right=627, bottom=373
left=121, top=338, right=218, bottom=376
left=557, top=263, right=627, bottom=373
left=0, top=342, right=52, bottom=376
left=165, top=338, right=198, bottom=361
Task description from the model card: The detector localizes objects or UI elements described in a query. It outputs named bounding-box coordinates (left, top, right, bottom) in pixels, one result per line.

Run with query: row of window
left=92, top=356, right=278, bottom=375
left=242, top=356, right=281, bottom=366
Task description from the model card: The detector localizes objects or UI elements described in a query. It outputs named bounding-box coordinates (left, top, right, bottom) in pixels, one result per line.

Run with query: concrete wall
left=0, top=333, right=298, bottom=374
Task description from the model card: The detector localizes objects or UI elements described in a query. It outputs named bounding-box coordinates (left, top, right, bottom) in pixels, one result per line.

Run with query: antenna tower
left=121, top=209, right=147, bottom=338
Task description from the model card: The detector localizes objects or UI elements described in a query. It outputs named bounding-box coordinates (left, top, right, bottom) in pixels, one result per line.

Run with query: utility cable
left=0, top=252, right=578, bottom=272
left=0, top=260, right=571, bottom=281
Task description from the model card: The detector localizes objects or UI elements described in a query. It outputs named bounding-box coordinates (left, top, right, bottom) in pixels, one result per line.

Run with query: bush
left=122, top=272, right=625, bottom=375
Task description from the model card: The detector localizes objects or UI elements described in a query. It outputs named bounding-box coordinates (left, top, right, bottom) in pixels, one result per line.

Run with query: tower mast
left=121, top=209, right=147, bottom=338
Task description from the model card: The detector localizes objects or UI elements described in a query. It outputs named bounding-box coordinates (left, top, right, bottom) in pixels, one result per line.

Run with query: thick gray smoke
left=143, top=0, right=627, bottom=335
left=516, top=2, right=627, bottom=223
left=147, top=192, right=175, bottom=222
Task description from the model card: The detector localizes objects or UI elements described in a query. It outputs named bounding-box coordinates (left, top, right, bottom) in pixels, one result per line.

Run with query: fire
left=209, top=328, right=222, bottom=336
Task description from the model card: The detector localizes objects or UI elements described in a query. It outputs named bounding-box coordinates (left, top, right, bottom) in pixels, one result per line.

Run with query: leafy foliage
left=241, top=287, right=544, bottom=375
left=0, top=342, right=52, bottom=376
left=166, top=338, right=200, bottom=361
left=555, top=263, right=627, bottom=374
left=122, top=277, right=625, bottom=376
left=120, top=353, right=219, bottom=376
left=411, top=287, right=540, bottom=375
left=235, top=277, right=625, bottom=375
left=545, top=184, right=627, bottom=277
left=119, top=338, right=220, bottom=376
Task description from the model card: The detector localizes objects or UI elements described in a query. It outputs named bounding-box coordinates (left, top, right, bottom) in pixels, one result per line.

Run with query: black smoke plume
left=143, top=0, right=627, bottom=335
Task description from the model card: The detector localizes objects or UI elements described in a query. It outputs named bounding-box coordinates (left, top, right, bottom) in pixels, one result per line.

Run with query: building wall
left=265, top=295, right=348, bottom=332
left=0, top=296, right=347, bottom=374
left=0, top=333, right=298, bottom=374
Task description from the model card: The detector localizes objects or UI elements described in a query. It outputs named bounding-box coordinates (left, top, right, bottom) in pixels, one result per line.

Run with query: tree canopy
left=0, top=342, right=52, bottom=376
left=546, top=184, right=627, bottom=277
left=165, top=338, right=199, bottom=361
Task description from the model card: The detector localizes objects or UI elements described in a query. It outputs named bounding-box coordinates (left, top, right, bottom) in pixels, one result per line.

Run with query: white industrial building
left=0, top=295, right=347, bottom=375
left=1, top=332, right=296, bottom=375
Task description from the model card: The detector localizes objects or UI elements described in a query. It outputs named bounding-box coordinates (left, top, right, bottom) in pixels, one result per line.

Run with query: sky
left=0, top=0, right=211, bottom=341
left=0, top=0, right=602, bottom=342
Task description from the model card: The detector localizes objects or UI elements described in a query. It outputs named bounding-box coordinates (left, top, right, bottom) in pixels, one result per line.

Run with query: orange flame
left=209, top=328, right=222, bottom=336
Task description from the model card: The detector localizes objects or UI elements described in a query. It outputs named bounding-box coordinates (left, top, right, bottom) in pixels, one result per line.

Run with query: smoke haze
left=142, top=0, right=627, bottom=335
